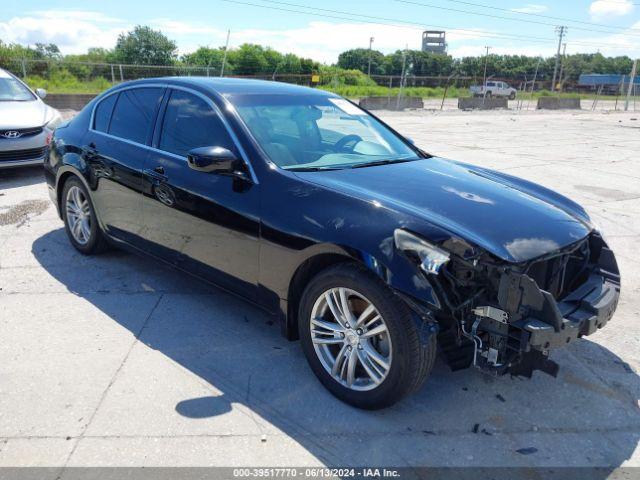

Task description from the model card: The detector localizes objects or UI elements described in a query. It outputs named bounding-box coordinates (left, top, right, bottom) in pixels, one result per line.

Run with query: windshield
left=0, top=71, right=36, bottom=102
left=230, top=94, right=422, bottom=170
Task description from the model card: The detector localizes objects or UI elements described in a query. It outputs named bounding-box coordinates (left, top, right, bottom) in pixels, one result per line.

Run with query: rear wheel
left=62, top=177, right=108, bottom=255
left=298, top=263, right=436, bottom=409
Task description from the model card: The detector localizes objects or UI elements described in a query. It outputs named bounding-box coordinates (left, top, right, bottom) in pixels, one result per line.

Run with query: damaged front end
left=400, top=230, right=621, bottom=378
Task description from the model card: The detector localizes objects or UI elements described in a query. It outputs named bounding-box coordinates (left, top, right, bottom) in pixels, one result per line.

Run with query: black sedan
left=45, top=78, right=620, bottom=409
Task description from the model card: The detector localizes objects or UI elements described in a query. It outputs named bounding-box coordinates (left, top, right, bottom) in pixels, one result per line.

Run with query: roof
left=117, top=76, right=335, bottom=97
left=578, top=73, right=640, bottom=86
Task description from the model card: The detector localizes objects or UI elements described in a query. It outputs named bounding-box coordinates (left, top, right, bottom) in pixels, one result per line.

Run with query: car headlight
left=44, top=111, right=63, bottom=131
left=394, top=229, right=450, bottom=275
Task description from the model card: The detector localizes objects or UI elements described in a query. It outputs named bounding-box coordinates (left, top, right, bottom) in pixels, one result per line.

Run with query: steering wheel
left=334, top=134, right=363, bottom=153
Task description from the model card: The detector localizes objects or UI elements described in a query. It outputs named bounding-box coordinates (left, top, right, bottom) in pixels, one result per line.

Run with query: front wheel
left=509, top=92, right=516, bottom=100
left=298, top=263, right=436, bottom=409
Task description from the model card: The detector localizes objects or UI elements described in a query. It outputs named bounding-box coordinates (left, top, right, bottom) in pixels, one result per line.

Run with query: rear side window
left=93, top=93, right=117, bottom=132
left=159, top=90, right=234, bottom=157
left=109, top=88, right=164, bottom=144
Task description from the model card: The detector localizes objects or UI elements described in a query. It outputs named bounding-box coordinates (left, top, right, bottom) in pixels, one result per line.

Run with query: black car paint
left=44, top=77, right=614, bottom=348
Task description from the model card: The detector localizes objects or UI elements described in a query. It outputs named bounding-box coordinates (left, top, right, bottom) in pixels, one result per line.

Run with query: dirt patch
left=0, top=200, right=50, bottom=227
left=574, top=185, right=640, bottom=201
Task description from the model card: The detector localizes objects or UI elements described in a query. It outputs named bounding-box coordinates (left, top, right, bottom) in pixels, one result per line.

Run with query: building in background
left=422, top=31, right=447, bottom=54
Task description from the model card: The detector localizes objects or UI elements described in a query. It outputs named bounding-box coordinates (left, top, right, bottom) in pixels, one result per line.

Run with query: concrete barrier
left=44, top=94, right=97, bottom=111
left=359, top=96, right=424, bottom=111
left=536, top=97, right=581, bottom=110
left=458, top=97, right=508, bottom=110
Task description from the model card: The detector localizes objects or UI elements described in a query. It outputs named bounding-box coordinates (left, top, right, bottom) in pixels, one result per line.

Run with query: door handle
left=144, top=166, right=168, bottom=182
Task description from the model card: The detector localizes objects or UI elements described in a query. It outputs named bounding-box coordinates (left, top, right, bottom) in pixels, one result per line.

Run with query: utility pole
left=557, top=43, right=567, bottom=92
left=551, top=26, right=567, bottom=92
left=625, top=58, right=638, bottom=112
left=527, top=56, right=542, bottom=110
left=482, top=45, right=491, bottom=88
left=397, top=45, right=408, bottom=110
left=367, top=37, right=375, bottom=77
left=482, top=46, right=492, bottom=105
left=220, top=29, right=231, bottom=77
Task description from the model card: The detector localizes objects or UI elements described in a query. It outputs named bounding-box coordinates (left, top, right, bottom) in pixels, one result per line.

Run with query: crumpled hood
left=0, top=100, right=51, bottom=129
left=295, top=157, right=592, bottom=263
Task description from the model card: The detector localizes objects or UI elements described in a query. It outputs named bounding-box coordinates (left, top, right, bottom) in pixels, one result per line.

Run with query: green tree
left=231, top=44, right=268, bottom=75
left=112, top=26, right=177, bottom=65
left=338, top=48, right=385, bottom=75
left=34, top=43, right=61, bottom=59
left=181, top=47, right=228, bottom=73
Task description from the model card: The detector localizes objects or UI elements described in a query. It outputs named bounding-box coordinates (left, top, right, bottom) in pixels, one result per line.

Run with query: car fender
left=276, top=239, right=442, bottom=339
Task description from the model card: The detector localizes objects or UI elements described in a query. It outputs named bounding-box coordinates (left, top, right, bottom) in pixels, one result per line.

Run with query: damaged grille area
left=434, top=232, right=620, bottom=378
left=523, top=237, right=591, bottom=300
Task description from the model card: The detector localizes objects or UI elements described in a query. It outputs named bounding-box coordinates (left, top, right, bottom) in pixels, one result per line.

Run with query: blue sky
left=2, top=0, right=639, bottom=62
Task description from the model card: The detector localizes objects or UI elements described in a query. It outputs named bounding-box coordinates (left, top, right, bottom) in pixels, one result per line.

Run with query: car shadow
left=0, top=165, right=46, bottom=190
left=32, top=228, right=639, bottom=469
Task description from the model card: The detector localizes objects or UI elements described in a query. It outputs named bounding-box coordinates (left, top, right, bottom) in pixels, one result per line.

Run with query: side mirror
left=35, top=88, right=47, bottom=99
left=187, top=146, right=244, bottom=176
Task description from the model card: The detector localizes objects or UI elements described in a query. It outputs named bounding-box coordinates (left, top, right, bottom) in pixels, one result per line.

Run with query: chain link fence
left=1, top=58, right=636, bottom=111
left=1, top=58, right=556, bottom=91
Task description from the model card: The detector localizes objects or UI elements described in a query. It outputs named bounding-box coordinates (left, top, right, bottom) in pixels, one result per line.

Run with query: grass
left=25, top=73, right=113, bottom=94
left=22, top=72, right=626, bottom=102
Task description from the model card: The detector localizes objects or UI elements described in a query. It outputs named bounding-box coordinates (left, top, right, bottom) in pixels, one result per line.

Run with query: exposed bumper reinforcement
left=511, top=274, right=619, bottom=350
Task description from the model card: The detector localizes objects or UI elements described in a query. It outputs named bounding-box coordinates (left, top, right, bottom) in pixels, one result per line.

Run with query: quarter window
left=159, top=90, right=234, bottom=157
left=93, top=93, right=117, bottom=132
left=109, top=88, right=164, bottom=144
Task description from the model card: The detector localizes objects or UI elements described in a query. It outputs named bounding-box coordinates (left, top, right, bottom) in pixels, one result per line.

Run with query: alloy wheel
left=65, top=185, right=92, bottom=245
left=310, top=287, right=392, bottom=391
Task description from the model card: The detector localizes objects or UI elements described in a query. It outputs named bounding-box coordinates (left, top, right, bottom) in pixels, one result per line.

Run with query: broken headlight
left=394, top=229, right=450, bottom=275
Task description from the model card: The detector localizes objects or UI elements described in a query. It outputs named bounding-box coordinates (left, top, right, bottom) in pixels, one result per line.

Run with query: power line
left=220, top=0, right=637, bottom=50
left=431, top=0, right=640, bottom=32
left=394, top=0, right=640, bottom=38
left=220, top=0, right=557, bottom=44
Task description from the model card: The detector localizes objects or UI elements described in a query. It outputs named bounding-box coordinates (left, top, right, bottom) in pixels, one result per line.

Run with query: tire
left=61, top=177, right=109, bottom=255
left=509, top=92, right=516, bottom=100
left=298, top=263, right=436, bottom=409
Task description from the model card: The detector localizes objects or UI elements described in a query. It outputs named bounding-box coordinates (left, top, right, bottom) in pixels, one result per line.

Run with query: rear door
left=86, top=86, right=165, bottom=246
left=140, top=88, right=261, bottom=299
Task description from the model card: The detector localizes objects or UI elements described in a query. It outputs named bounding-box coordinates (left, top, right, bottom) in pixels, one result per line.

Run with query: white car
left=0, top=68, right=63, bottom=169
left=470, top=81, right=517, bottom=100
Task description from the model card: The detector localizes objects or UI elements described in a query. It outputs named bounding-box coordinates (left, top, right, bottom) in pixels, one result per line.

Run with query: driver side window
left=159, top=90, right=234, bottom=157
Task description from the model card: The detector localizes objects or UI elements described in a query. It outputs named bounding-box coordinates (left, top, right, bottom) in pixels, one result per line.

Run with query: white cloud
left=149, top=19, right=223, bottom=36
left=201, top=22, right=492, bottom=63
left=569, top=20, right=640, bottom=57
left=510, top=4, right=549, bottom=14
left=0, top=10, right=130, bottom=53
left=2, top=10, right=639, bottom=64
left=589, top=0, right=634, bottom=18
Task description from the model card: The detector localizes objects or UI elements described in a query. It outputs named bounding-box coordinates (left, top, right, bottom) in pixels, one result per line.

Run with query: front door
left=140, top=88, right=261, bottom=300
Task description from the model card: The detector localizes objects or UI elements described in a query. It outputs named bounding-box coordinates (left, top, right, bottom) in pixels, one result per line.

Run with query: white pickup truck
left=470, top=81, right=517, bottom=100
